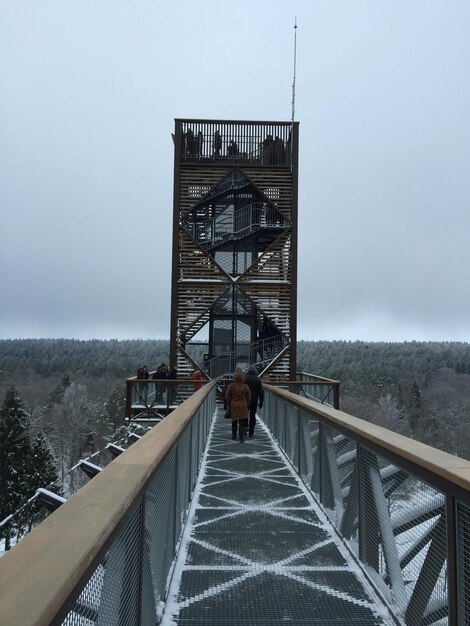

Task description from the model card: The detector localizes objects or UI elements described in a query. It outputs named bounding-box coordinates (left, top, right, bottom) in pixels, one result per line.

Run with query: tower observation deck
left=170, top=119, right=299, bottom=382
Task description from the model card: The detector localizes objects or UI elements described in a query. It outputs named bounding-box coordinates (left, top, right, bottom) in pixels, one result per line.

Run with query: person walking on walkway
left=225, top=370, right=251, bottom=443
left=244, top=366, right=264, bottom=437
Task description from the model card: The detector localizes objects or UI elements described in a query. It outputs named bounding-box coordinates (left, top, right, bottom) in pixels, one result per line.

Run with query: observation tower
left=170, top=118, right=299, bottom=381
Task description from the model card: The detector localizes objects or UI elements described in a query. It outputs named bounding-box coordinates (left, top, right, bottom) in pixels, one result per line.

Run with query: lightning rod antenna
left=291, top=17, right=297, bottom=123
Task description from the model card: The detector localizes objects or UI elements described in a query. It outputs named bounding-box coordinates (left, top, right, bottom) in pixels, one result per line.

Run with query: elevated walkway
left=163, top=407, right=395, bottom=625
left=1, top=381, right=469, bottom=626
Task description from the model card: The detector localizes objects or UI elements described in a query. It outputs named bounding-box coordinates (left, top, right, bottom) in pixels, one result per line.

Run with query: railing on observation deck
left=178, top=119, right=293, bottom=167
left=203, top=335, right=288, bottom=380
left=0, top=382, right=217, bottom=626
left=185, top=202, right=287, bottom=251
left=261, top=384, right=470, bottom=625
left=125, top=376, right=207, bottom=418
left=284, top=372, right=341, bottom=409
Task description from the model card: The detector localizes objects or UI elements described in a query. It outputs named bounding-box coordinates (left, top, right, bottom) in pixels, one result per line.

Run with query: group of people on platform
left=136, top=363, right=177, bottom=404
left=181, top=128, right=287, bottom=164
left=261, top=134, right=287, bottom=165
left=182, top=128, right=245, bottom=159
left=225, top=367, right=264, bottom=443
left=135, top=364, right=204, bottom=404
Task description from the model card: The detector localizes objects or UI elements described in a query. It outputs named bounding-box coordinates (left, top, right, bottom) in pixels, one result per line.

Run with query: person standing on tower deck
left=213, top=130, right=222, bottom=156
left=273, top=136, right=285, bottom=164
left=227, top=140, right=239, bottom=157
left=244, top=366, right=264, bottom=437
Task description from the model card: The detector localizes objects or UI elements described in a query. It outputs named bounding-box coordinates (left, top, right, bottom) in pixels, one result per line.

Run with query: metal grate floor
left=162, top=406, right=396, bottom=625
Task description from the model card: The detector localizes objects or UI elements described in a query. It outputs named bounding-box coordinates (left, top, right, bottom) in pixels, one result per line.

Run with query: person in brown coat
left=225, top=370, right=251, bottom=443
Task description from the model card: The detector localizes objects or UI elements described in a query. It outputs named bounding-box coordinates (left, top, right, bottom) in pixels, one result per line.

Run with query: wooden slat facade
left=170, top=119, right=299, bottom=380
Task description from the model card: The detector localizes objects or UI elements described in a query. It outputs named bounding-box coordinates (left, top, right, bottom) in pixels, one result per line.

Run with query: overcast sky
left=1, top=1, right=469, bottom=343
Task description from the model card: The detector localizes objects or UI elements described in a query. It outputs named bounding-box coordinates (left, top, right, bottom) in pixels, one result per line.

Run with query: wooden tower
left=170, top=119, right=299, bottom=381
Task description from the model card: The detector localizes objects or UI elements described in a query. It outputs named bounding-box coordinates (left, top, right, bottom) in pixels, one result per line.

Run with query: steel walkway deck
left=162, top=406, right=396, bottom=625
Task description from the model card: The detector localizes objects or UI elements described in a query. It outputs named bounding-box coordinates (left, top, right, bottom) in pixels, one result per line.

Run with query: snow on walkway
left=162, top=405, right=396, bottom=625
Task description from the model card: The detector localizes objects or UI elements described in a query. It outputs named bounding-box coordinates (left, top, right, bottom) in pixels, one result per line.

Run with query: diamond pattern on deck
left=161, top=406, right=395, bottom=625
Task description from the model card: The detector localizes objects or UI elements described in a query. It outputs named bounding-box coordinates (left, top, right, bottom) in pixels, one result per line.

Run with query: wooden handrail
left=266, top=380, right=339, bottom=386
left=296, top=371, right=341, bottom=384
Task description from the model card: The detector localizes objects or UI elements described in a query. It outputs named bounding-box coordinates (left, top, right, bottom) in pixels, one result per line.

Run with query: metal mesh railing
left=126, top=378, right=208, bottom=419
left=58, top=386, right=215, bottom=626
left=204, top=335, right=288, bottom=380
left=457, top=501, right=470, bottom=624
left=0, top=383, right=217, bottom=626
left=261, top=384, right=470, bottom=625
left=62, top=501, right=143, bottom=626
left=296, top=372, right=340, bottom=408
left=184, top=202, right=289, bottom=251
left=298, top=408, right=319, bottom=494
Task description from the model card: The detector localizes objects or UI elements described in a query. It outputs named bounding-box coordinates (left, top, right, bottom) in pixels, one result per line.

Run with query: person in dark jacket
left=225, top=370, right=251, bottom=443
left=136, top=365, right=149, bottom=404
left=244, top=366, right=264, bottom=437
left=213, top=130, right=222, bottom=156
left=152, top=362, right=168, bottom=402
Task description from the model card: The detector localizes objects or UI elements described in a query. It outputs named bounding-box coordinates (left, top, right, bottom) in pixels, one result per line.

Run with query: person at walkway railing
left=136, top=365, right=149, bottom=404
left=225, top=370, right=251, bottom=443
left=244, top=366, right=264, bottom=438
left=152, top=362, right=168, bottom=402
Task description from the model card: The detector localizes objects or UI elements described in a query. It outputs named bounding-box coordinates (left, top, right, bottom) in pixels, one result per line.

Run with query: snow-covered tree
left=25, top=431, right=59, bottom=530
left=46, top=374, right=71, bottom=408
left=408, top=380, right=422, bottom=437
left=0, top=386, right=32, bottom=550
left=49, top=382, right=100, bottom=494
left=110, top=423, right=150, bottom=447
left=375, top=394, right=409, bottom=434
left=101, top=383, right=125, bottom=432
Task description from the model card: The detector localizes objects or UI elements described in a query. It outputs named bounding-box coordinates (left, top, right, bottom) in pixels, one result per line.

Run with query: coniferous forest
left=1, top=337, right=470, bottom=547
